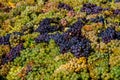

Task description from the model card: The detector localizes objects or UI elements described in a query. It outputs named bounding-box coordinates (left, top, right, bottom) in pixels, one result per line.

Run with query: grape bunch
left=53, top=33, right=91, bottom=57
left=35, top=33, right=51, bottom=43
left=58, top=2, right=73, bottom=11
left=113, top=9, right=120, bottom=15
left=2, top=43, right=24, bottom=64
left=70, top=38, right=91, bottom=58
left=0, top=32, right=23, bottom=45
left=115, top=0, right=120, bottom=2
left=89, top=16, right=105, bottom=24
left=53, top=33, right=71, bottom=53
left=98, top=27, right=116, bottom=43
left=35, top=18, right=62, bottom=34
left=0, top=34, right=10, bottom=45
left=50, top=33, right=91, bottom=57
left=35, top=18, right=91, bottom=58
left=81, top=3, right=103, bottom=14
left=98, top=27, right=120, bottom=43
left=116, top=32, right=120, bottom=40
left=67, top=18, right=87, bottom=37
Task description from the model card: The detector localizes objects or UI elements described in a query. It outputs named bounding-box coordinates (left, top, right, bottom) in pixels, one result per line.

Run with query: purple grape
left=98, top=26, right=120, bottom=43
left=115, top=0, right=120, bottom=2
left=116, top=32, right=120, bottom=40
left=113, top=9, right=120, bottom=15
left=34, top=18, right=91, bottom=58
left=35, top=33, right=51, bottom=43
left=93, top=6, right=102, bottom=14
left=70, top=38, right=91, bottom=57
left=0, top=34, right=10, bottom=45
left=2, top=43, right=24, bottom=64
left=98, top=27, right=116, bottom=43
left=40, top=18, right=52, bottom=25
left=0, top=32, right=23, bottom=46
left=89, top=16, right=105, bottom=24
left=35, top=18, right=62, bottom=34
left=58, top=2, right=73, bottom=11
left=81, top=3, right=103, bottom=14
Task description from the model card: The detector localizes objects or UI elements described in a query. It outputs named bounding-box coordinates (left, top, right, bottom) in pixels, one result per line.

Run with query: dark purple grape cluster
left=98, top=27, right=120, bottom=43
left=35, top=18, right=91, bottom=58
left=58, top=2, right=73, bottom=11
left=48, top=32, right=91, bottom=57
left=67, top=18, right=87, bottom=37
left=2, top=43, right=24, bottom=64
left=0, top=34, right=10, bottom=45
left=52, top=32, right=72, bottom=53
left=81, top=3, right=103, bottom=14
left=116, top=32, right=120, bottom=40
left=89, top=16, right=105, bottom=24
left=35, top=18, right=62, bottom=34
left=0, top=32, right=23, bottom=45
left=52, top=33, right=91, bottom=57
left=113, top=9, right=120, bottom=15
left=70, top=38, right=90, bottom=57
left=98, top=27, right=116, bottom=43
left=35, top=33, right=51, bottom=43
left=115, top=0, right=120, bottom=2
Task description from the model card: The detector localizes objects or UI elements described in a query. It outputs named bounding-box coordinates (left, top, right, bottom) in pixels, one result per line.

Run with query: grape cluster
left=58, top=2, right=73, bottom=11
left=0, top=32, right=23, bottom=45
left=0, top=34, right=10, bottom=45
left=35, top=33, right=51, bottom=43
left=81, top=3, right=103, bottom=14
left=115, top=0, right=120, bottom=2
left=35, top=18, right=91, bottom=57
left=113, top=9, right=120, bottom=15
left=66, top=18, right=86, bottom=37
left=2, top=43, right=24, bottom=64
left=98, top=27, right=116, bottom=43
left=35, top=18, right=62, bottom=34
left=70, top=38, right=91, bottom=57
left=52, top=33, right=71, bottom=53
left=89, top=16, right=105, bottom=24
left=98, top=27, right=120, bottom=43
left=116, top=32, right=120, bottom=40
